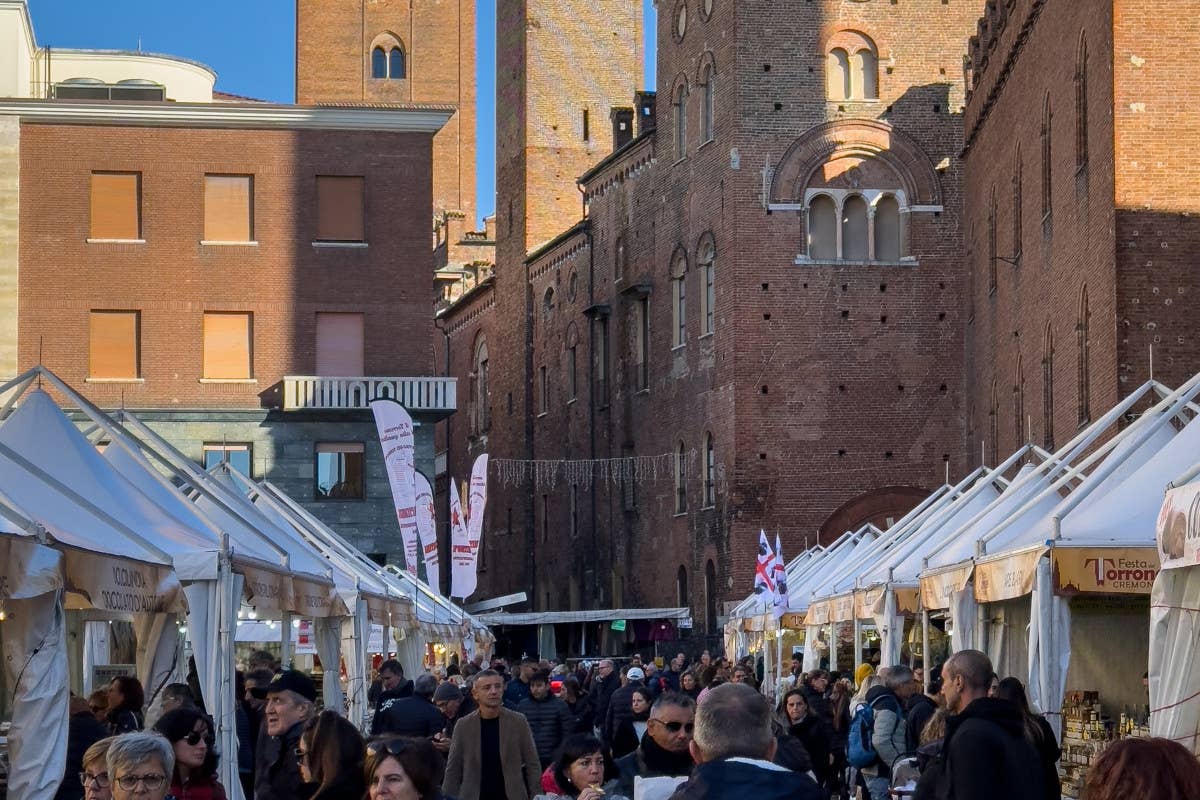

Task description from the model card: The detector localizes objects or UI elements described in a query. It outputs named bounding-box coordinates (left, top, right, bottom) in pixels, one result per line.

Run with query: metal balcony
left=283, top=376, right=457, bottom=418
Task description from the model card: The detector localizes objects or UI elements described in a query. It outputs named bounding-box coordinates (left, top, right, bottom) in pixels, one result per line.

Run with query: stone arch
left=817, top=485, right=930, bottom=543
left=769, top=120, right=941, bottom=207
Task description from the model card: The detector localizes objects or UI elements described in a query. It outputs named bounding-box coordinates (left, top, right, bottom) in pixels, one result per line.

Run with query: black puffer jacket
left=369, top=679, right=414, bottom=735
left=517, top=694, right=574, bottom=766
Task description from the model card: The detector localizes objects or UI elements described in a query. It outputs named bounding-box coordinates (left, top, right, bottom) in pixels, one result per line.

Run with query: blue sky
left=28, top=0, right=657, bottom=226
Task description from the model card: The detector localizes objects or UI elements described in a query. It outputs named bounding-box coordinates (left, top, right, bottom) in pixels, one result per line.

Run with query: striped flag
left=754, top=530, right=775, bottom=606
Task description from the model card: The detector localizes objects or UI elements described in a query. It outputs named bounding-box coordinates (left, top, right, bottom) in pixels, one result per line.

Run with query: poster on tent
left=1052, top=547, right=1159, bottom=594
left=450, top=480, right=475, bottom=599
left=369, top=399, right=421, bottom=574
left=1157, top=482, right=1200, bottom=570
left=414, top=472, right=440, bottom=592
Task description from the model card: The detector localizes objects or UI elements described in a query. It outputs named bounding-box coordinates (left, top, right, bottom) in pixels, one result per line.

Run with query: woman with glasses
left=298, top=710, right=365, bottom=800
left=80, top=737, right=117, bottom=800
left=105, top=732, right=174, bottom=800
left=152, top=708, right=227, bottom=800
left=533, top=734, right=628, bottom=800
left=365, top=736, right=446, bottom=800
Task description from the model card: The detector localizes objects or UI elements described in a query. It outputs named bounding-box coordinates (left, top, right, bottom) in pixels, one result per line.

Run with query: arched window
left=698, top=235, right=715, bottom=335
left=472, top=338, right=490, bottom=433
left=808, top=194, right=838, bottom=260
left=852, top=49, right=878, bottom=100
left=705, top=559, right=718, bottom=634
left=1075, top=33, right=1088, bottom=169
left=672, top=249, right=688, bottom=346
left=389, top=47, right=406, bottom=80
left=1077, top=286, right=1090, bottom=424
left=673, top=83, right=687, bottom=160
left=700, top=62, right=715, bottom=142
left=1012, top=145, right=1023, bottom=261
left=614, top=236, right=626, bottom=282
left=371, top=47, right=387, bottom=79
left=1041, top=95, right=1053, bottom=220
left=675, top=441, right=688, bottom=514
left=703, top=432, right=716, bottom=506
left=677, top=565, right=689, bottom=607
left=841, top=195, right=869, bottom=261
left=987, top=187, right=997, bottom=292
left=827, top=49, right=850, bottom=101
left=543, top=286, right=555, bottom=319
left=1043, top=323, right=1055, bottom=449
left=874, top=194, right=900, bottom=261
left=1014, top=354, right=1025, bottom=447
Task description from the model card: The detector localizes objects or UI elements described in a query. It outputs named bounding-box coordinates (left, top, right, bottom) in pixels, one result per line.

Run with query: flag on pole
left=369, top=399, right=420, bottom=574
left=414, top=472, right=439, bottom=593
left=754, top=530, right=775, bottom=607
left=773, top=533, right=789, bottom=619
left=450, top=478, right=475, bottom=598
left=467, top=454, right=489, bottom=559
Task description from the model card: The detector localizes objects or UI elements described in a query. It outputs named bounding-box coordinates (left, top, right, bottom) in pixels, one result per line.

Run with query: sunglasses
left=182, top=731, right=210, bottom=746
left=651, top=719, right=694, bottom=734
left=367, top=739, right=412, bottom=759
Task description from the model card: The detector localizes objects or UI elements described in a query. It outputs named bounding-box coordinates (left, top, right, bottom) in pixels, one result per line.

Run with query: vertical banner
left=369, top=399, right=420, bottom=574
left=773, top=533, right=789, bottom=620
left=754, top=530, right=775, bottom=609
left=450, top=479, right=475, bottom=599
left=467, top=454, right=489, bottom=560
left=414, top=472, right=440, bottom=593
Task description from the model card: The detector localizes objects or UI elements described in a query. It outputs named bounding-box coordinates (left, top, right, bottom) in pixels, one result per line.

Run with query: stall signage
left=93, top=664, right=135, bottom=688
left=1157, top=482, right=1200, bottom=570
left=1053, top=547, right=1159, bottom=595
left=780, top=612, right=806, bottom=630
left=805, top=600, right=831, bottom=626
left=611, top=619, right=626, bottom=632
left=678, top=617, right=693, bottom=628
left=919, top=563, right=974, bottom=610
left=855, top=589, right=876, bottom=620
left=831, top=594, right=856, bottom=623
left=68, top=552, right=181, bottom=614
left=974, top=548, right=1044, bottom=603
left=895, top=587, right=920, bottom=615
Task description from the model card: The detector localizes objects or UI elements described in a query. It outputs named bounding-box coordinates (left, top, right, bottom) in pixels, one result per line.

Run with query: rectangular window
left=569, top=484, right=578, bottom=537
left=203, top=174, right=253, bottom=242
left=315, top=442, right=365, bottom=500
left=89, top=310, right=139, bottom=379
left=595, top=317, right=609, bottom=407
left=90, top=172, right=141, bottom=240
left=568, top=345, right=577, bottom=400
left=315, top=312, right=365, bottom=376
left=202, top=312, right=252, bottom=380
left=315, top=175, right=366, bottom=242
left=541, top=494, right=549, bottom=543
left=636, top=298, right=649, bottom=390
left=539, top=365, right=548, bottom=413
left=202, top=443, right=252, bottom=477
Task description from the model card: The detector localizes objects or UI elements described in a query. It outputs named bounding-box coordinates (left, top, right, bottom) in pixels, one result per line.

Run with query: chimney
left=635, top=91, right=656, bottom=135
left=611, top=107, right=635, bottom=150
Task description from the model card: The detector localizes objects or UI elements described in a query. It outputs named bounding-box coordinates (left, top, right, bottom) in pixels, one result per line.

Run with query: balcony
left=283, top=376, right=457, bottom=418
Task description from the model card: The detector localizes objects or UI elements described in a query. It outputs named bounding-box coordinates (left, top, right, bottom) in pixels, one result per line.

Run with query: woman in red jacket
left=152, top=708, right=228, bottom=800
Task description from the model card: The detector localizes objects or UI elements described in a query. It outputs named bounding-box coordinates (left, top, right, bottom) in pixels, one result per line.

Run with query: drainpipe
left=578, top=183, right=598, bottom=618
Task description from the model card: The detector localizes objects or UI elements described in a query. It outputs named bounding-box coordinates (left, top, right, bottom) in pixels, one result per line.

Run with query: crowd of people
left=51, top=647, right=1200, bottom=800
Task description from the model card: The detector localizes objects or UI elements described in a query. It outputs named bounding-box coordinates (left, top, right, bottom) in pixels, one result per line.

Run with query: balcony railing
left=283, top=376, right=457, bottom=416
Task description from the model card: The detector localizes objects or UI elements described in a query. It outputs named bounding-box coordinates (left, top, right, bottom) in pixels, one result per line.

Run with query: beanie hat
left=433, top=682, right=462, bottom=703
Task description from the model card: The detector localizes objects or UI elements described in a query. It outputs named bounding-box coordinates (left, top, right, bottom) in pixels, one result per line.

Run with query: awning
left=478, top=607, right=689, bottom=626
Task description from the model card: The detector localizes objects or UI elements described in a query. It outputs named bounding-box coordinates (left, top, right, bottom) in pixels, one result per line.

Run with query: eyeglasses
left=79, top=772, right=109, bottom=788
left=114, top=774, right=167, bottom=791
left=651, top=719, right=694, bottom=734
left=367, top=739, right=412, bottom=759
left=183, top=731, right=210, bottom=746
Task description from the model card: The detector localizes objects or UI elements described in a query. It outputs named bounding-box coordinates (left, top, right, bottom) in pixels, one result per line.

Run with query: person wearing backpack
left=849, top=665, right=916, bottom=800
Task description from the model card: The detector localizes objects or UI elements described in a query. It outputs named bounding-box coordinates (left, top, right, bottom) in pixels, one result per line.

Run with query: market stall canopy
left=477, top=607, right=690, bottom=626
left=0, top=503, right=64, bottom=600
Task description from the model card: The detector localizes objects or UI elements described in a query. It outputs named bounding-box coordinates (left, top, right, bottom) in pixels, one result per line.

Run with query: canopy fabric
left=1027, top=557, right=1071, bottom=737
left=477, top=607, right=689, bottom=625
left=1149, top=566, right=1200, bottom=752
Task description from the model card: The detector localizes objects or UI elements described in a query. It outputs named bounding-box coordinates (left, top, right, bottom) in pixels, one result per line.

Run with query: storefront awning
left=478, top=607, right=689, bottom=626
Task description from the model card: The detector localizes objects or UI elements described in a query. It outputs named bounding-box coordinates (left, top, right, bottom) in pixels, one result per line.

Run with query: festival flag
left=414, top=472, right=440, bottom=593
left=754, top=529, right=775, bottom=606
left=369, top=399, right=420, bottom=574
left=467, top=454, right=489, bottom=559
left=773, top=533, right=789, bottom=619
left=450, top=478, right=475, bottom=598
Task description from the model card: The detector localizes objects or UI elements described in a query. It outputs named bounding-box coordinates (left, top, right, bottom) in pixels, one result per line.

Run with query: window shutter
left=90, top=173, right=140, bottom=240
left=89, top=311, right=139, bottom=379
left=316, top=176, right=365, bottom=242
left=203, top=312, right=252, bottom=379
left=204, top=175, right=253, bottom=242
left=315, top=312, right=365, bottom=376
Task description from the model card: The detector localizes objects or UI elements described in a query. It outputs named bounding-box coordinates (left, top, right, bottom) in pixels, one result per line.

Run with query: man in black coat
left=589, top=659, right=619, bottom=736
left=517, top=670, right=574, bottom=768
left=55, top=696, right=109, bottom=800
left=615, top=693, right=696, bottom=796
left=604, top=666, right=646, bottom=745
left=375, top=673, right=446, bottom=737
left=905, top=675, right=941, bottom=752
left=253, top=669, right=317, bottom=800
left=913, top=650, right=1044, bottom=800
left=370, top=659, right=415, bottom=736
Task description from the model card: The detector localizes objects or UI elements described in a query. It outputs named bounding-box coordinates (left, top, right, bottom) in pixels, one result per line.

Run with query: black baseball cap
left=250, top=669, right=317, bottom=702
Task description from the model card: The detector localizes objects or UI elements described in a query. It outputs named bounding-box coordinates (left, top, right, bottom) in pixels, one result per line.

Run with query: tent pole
left=280, top=610, right=293, bottom=670
left=853, top=617, right=862, bottom=676
left=922, top=609, right=931, bottom=694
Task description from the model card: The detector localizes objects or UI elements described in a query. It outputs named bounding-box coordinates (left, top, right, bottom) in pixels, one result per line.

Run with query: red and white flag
left=773, top=533, right=789, bottom=619
left=467, top=454, right=488, bottom=559
left=754, top=530, right=775, bottom=607
left=414, top=472, right=439, bottom=593
left=369, top=399, right=420, bottom=574
left=450, top=479, right=475, bottom=598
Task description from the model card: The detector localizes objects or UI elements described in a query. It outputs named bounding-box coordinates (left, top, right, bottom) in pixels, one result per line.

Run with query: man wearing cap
left=604, top=665, right=647, bottom=746
left=434, top=680, right=472, bottom=742
left=375, top=673, right=447, bottom=737
left=252, top=669, right=316, bottom=800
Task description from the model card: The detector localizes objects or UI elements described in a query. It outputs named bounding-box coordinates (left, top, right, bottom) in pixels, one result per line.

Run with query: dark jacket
left=309, top=772, right=368, bottom=800
left=912, top=697, right=1046, bottom=800
left=661, top=668, right=682, bottom=693
left=787, top=715, right=834, bottom=785
left=55, top=711, right=109, bottom=800
left=564, top=693, right=594, bottom=734
left=604, top=681, right=645, bottom=743
left=611, top=713, right=650, bottom=760
left=905, top=693, right=938, bottom=753
left=589, top=672, right=620, bottom=734
left=504, top=676, right=532, bottom=708
left=254, top=721, right=312, bottom=800
left=235, top=702, right=255, bottom=778
left=1032, top=715, right=1062, bottom=800
left=800, top=684, right=833, bottom=727
left=614, top=735, right=696, bottom=797
left=668, top=758, right=822, bottom=800
left=370, top=679, right=415, bottom=735
left=107, top=706, right=144, bottom=735
left=375, top=695, right=446, bottom=738
left=517, top=694, right=575, bottom=766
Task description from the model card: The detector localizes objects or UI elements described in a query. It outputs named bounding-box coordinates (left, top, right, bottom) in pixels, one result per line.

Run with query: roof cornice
left=0, top=100, right=454, bottom=133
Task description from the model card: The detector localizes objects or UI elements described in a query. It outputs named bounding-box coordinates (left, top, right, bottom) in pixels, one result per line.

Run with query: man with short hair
left=913, top=650, right=1044, bottom=800
left=605, top=666, right=647, bottom=745
left=662, top=655, right=685, bottom=693
left=589, top=658, right=620, bottom=737
left=252, top=669, right=316, bottom=800
left=443, top=669, right=541, bottom=800
left=376, top=673, right=447, bottom=737
left=905, top=672, right=941, bottom=753
left=517, top=669, right=574, bottom=768
left=504, top=657, right=538, bottom=708
left=370, top=658, right=415, bottom=735
left=159, top=683, right=196, bottom=714
left=669, top=683, right=821, bottom=799
left=861, top=664, right=916, bottom=800
left=615, top=692, right=697, bottom=796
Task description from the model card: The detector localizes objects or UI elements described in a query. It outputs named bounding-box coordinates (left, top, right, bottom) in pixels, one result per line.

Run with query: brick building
left=0, top=0, right=454, bottom=563
left=962, top=0, right=1200, bottom=456
left=438, top=0, right=986, bottom=643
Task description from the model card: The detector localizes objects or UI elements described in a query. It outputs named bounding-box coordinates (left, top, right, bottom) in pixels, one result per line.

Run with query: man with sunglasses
left=614, top=693, right=697, bottom=796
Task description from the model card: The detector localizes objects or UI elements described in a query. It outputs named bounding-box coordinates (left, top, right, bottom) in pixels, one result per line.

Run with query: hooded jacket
left=912, top=697, right=1046, bottom=800
left=517, top=693, right=575, bottom=766
left=863, top=685, right=906, bottom=778
left=667, top=758, right=822, bottom=800
left=370, top=678, right=414, bottom=736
